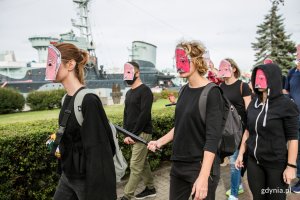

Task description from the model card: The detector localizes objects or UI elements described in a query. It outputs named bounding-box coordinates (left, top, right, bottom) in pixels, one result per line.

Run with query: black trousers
left=247, top=156, right=289, bottom=200
left=169, top=161, right=220, bottom=200
left=54, top=173, right=86, bottom=200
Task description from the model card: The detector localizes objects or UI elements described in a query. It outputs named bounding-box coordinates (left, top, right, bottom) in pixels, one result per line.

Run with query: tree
left=252, top=2, right=296, bottom=74
left=271, top=0, right=284, bottom=5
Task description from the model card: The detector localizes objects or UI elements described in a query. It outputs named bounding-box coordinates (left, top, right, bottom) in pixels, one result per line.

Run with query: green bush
left=152, top=92, right=160, bottom=102
left=26, top=89, right=66, bottom=111
left=0, top=88, right=25, bottom=114
left=0, top=108, right=175, bottom=199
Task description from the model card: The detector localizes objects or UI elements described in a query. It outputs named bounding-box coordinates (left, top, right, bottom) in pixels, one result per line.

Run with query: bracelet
left=287, top=163, right=297, bottom=168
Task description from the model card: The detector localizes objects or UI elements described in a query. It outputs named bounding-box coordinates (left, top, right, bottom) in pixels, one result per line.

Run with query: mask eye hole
left=48, top=63, right=52, bottom=66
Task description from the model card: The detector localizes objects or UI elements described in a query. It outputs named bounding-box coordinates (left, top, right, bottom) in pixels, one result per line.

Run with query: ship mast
left=71, top=0, right=95, bottom=57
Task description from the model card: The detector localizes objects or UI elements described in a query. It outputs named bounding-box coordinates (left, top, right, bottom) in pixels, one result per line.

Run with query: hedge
left=0, top=88, right=25, bottom=114
left=0, top=108, right=175, bottom=200
left=26, top=89, right=66, bottom=111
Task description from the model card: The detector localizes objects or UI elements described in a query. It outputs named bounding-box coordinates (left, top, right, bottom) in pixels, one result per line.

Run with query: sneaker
left=226, top=185, right=244, bottom=196
left=120, top=196, right=129, bottom=200
left=228, top=195, right=238, bottom=200
left=291, top=180, right=300, bottom=193
left=135, top=187, right=156, bottom=199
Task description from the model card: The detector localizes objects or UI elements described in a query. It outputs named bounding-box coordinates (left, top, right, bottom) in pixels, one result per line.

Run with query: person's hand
left=124, top=137, right=135, bottom=145
left=191, top=175, right=208, bottom=200
left=168, top=95, right=176, bottom=104
left=283, top=166, right=296, bottom=184
left=147, top=140, right=161, bottom=152
left=235, top=154, right=244, bottom=170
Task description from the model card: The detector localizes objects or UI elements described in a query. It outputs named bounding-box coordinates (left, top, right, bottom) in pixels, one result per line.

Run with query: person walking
left=48, top=43, right=116, bottom=200
left=218, top=58, right=252, bottom=200
left=236, top=63, right=299, bottom=200
left=283, top=44, right=300, bottom=193
left=120, top=61, right=156, bottom=200
left=148, top=40, right=224, bottom=200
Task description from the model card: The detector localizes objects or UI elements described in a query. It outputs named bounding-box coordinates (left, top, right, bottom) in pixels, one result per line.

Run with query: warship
left=0, top=0, right=174, bottom=102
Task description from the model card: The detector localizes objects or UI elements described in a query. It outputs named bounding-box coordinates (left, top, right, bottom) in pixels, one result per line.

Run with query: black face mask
left=125, top=74, right=137, bottom=85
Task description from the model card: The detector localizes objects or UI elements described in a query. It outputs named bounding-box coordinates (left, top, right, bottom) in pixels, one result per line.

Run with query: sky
left=0, top=0, right=299, bottom=73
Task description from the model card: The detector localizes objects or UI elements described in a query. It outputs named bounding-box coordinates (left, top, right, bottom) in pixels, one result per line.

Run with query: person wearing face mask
left=236, top=63, right=299, bottom=200
left=47, top=43, right=117, bottom=200
left=148, top=41, right=224, bottom=200
left=120, top=61, right=156, bottom=200
left=218, top=58, right=252, bottom=200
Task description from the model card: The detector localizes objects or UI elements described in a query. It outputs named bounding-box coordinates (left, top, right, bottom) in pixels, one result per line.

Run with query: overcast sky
left=0, top=0, right=299, bottom=72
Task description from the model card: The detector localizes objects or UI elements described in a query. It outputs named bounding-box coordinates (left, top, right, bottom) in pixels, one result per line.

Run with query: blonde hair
left=54, top=43, right=89, bottom=84
left=176, top=41, right=208, bottom=76
left=225, top=58, right=241, bottom=78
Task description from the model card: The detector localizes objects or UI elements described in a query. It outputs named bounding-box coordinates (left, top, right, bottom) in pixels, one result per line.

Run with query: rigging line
left=120, top=0, right=193, bottom=38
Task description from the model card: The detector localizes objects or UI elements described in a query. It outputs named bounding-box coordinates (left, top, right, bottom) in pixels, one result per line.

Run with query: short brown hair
left=55, top=43, right=89, bottom=84
left=176, top=41, right=208, bottom=76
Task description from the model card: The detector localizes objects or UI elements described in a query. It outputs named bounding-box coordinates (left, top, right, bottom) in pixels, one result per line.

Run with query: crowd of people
left=46, top=41, right=300, bottom=200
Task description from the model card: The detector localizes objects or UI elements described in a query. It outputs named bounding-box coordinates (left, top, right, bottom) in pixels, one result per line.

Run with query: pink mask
left=218, top=60, right=232, bottom=78
left=123, top=63, right=135, bottom=80
left=263, top=58, right=273, bottom=64
left=255, top=69, right=267, bottom=89
left=45, top=45, right=61, bottom=81
left=175, top=48, right=190, bottom=73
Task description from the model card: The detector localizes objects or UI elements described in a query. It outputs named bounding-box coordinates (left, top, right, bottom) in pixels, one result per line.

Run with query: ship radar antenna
left=72, top=0, right=95, bottom=57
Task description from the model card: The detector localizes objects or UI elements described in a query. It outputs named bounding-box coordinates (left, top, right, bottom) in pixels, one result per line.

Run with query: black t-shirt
left=123, top=84, right=153, bottom=135
left=220, top=80, right=252, bottom=125
left=171, top=85, right=224, bottom=162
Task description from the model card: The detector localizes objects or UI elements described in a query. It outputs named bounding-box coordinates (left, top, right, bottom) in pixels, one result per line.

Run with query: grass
left=0, top=99, right=171, bottom=125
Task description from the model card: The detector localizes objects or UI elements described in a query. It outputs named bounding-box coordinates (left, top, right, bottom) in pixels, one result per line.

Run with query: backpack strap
left=61, top=94, right=67, bottom=107
left=73, top=88, right=98, bottom=126
left=240, top=81, right=243, bottom=96
left=198, top=82, right=219, bottom=123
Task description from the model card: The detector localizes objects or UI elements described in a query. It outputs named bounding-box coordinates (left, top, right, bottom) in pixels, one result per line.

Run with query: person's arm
left=235, top=130, right=249, bottom=169
left=191, top=151, right=216, bottom=200
left=282, top=112, right=299, bottom=184
left=242, top=82, right=252, bottom=109
left=192, top=88, right=223, bottom=200
left=132, top=88, right=153, bottom=135
left=243, top=96, right=251, bottom=109
left=148, top=128, right=174, bottom=152
left=81, top=94, right=116, bottom=199
left=283, top=140, right=298, bottom=184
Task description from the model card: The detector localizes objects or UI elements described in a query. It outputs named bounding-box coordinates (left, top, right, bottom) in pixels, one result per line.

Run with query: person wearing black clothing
left=236, top=63, right=299, bottom=200
left=218, top=58, right=252, bottom=200
left=121, top=61, right=156, bottom=200
left=51, top=43, right=116, bottom=200
left=148, top=41, right=224, bottom=200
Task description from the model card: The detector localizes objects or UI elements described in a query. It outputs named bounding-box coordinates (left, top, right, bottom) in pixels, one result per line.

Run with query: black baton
left=114, top=125, right=162, bottom=152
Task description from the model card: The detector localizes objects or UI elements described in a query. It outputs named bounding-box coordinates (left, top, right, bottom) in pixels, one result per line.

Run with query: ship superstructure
left=0, top=0, right=174, bottom=95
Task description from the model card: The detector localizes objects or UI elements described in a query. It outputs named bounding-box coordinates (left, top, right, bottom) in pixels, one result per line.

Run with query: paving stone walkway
left=117, top=161, right=299, bottom=200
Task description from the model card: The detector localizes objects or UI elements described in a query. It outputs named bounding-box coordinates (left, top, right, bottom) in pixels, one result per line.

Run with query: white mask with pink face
left=45, top=45, right=62, bottom=81
left=255, top=69, right=267, bottom=89
left=218, top=60, right=232, bottom=78
left=175, top=48, right=191, bottom=73
left=123, top=63, right=135, bottom=81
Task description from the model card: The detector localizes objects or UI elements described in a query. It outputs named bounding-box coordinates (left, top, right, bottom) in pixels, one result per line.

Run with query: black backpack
left=179, top=83, right=243, bottom=159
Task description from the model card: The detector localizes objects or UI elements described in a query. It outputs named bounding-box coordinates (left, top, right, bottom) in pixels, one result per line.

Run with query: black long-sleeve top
left=123, top=84, right=153, bottom=135
left=171, top=85, right=224, bottom=162
left=59, top=93, right=116, bottom=200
